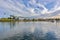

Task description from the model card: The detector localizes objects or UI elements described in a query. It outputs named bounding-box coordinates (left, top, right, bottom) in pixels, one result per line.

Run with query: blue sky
left=0, top=0, right=60, bottom=18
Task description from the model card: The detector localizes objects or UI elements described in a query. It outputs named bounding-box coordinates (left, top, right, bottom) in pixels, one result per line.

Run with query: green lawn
left=0, top=18, right=16, bottom=22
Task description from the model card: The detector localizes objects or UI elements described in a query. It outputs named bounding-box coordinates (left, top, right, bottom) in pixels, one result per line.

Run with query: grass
left=0, top=18, right=39, bottom=22
left=0, top=18, right=57, bottom=22
left=0, top=18, right=16, bottom=22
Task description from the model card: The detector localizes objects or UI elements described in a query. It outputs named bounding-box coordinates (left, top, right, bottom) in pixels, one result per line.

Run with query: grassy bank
left=0, top=18, right=17, bottom=22
left=0, top=18, right=39, bottom=22
left=0, top=18, right=55, bottom=22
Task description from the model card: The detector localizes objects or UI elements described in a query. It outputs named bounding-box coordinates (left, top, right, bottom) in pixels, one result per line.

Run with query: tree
left=10, top=15, right=15, bottom=19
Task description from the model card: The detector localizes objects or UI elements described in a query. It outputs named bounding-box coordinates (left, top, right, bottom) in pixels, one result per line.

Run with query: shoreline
left=0, top=18, right=59, bottom=22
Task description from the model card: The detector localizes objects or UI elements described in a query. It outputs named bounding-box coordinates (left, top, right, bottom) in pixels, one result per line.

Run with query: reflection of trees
left=9, top=22, right=16, bottom=29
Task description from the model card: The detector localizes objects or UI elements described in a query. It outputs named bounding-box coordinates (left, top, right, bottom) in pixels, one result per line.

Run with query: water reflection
left=3, top=28, right=57, bottom=40
left=0, top=22, right=16, bottom=31
left=9, top=22, right=16, bottom=28
left=45, top=31, right=57, bottom=40
left=0, top=22, right=60, bottom=40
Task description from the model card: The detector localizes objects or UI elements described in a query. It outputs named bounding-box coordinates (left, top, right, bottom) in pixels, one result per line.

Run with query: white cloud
left=0, top=0, right=60, bottom=17
left=0, top=0, right=32, bottom=17
left=46, top=2, right=60, bottom=14
left=31, top=13, right=39, bottom=16
left=36, top=3, right=48, bottom=14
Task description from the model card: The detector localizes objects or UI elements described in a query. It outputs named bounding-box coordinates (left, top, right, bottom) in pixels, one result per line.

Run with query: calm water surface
left=0, top=21, right=60, bottom=40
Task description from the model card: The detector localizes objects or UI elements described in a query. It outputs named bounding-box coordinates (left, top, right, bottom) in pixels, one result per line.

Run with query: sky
left=0, top=0, right=60, bottom=18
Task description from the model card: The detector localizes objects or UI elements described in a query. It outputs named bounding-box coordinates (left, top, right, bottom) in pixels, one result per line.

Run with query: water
left=0, top=21, right=60, bottom=40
